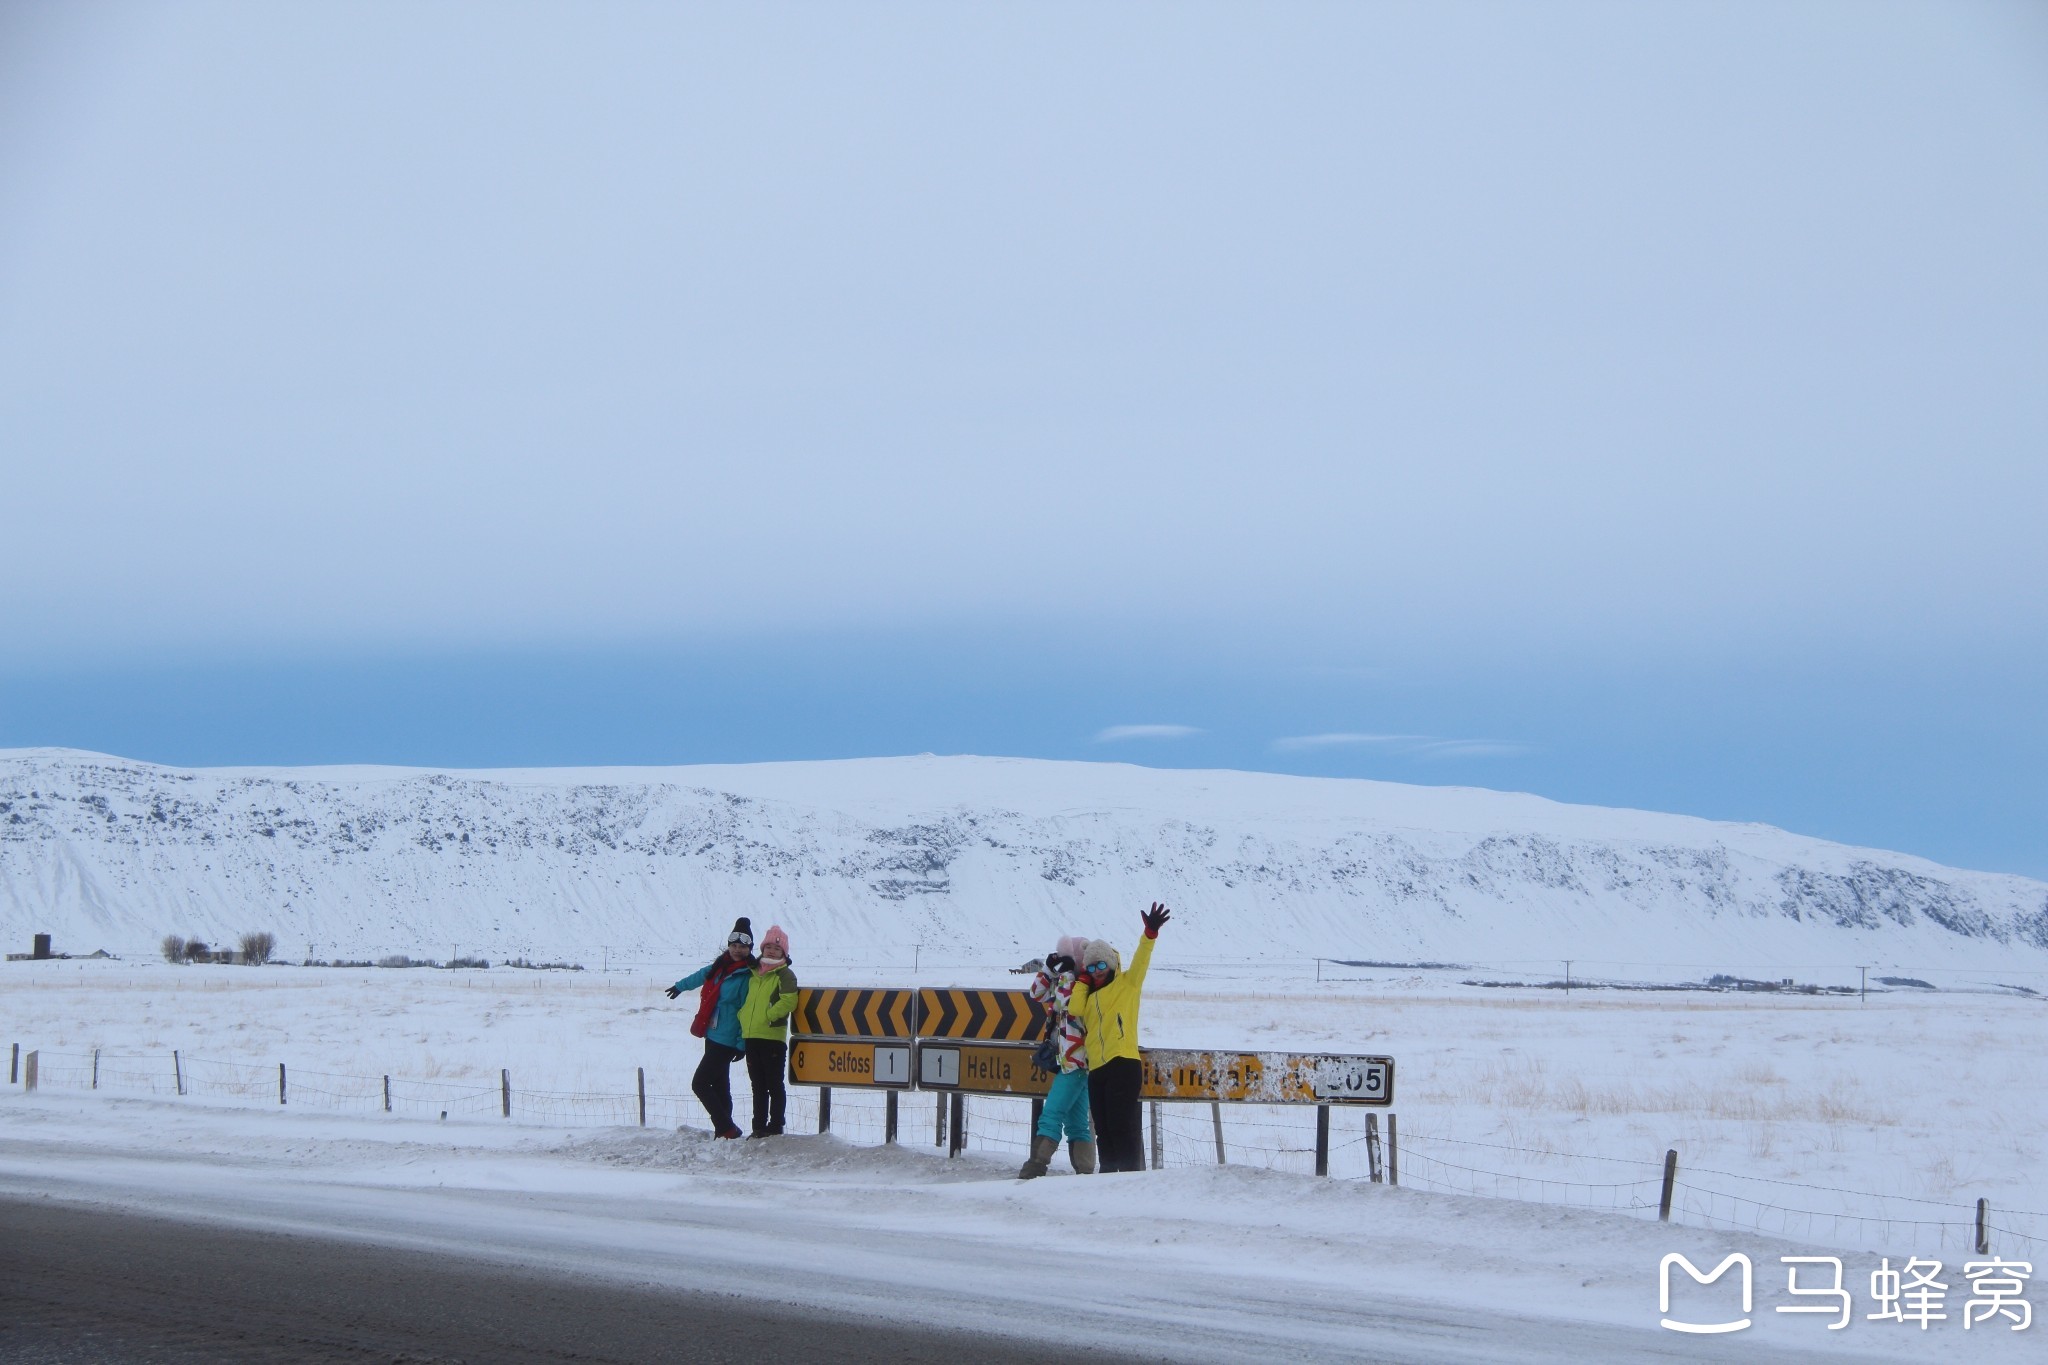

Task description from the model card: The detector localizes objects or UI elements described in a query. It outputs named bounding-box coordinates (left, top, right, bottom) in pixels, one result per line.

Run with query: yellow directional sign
left=793, top=987, right=917, bottom=1039
left=788, top=1037, right=913, bottom=1089
left=912, top=1044, right=1391, bottom=1104
left=1139, top=1050, right=1394, bottom=1106
left=915, top=1041, right=1051, bottom=1097
left=916, top=988, right=1045, bottom=1042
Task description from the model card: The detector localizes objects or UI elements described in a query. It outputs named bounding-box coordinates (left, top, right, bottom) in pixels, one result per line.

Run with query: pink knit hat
left=761, top=924, right=790, bottom=962
left=1055, top=935, right=1088, bottom=961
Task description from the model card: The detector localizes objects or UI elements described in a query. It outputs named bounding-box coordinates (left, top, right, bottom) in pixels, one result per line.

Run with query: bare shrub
left=160, top=935, right=186, bottom=964
left=239, top=931, right=276, bottom=965
left=183, top=939, right=211, bottom=963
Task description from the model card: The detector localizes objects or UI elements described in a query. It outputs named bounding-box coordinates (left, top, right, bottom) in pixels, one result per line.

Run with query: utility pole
left=1564, top=960, right=1572, bottom=996
left=1859, top=965, right=1868, bottom=1005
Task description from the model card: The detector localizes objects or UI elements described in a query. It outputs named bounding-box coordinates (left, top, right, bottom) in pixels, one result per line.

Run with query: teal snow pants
left=1036, top=1067, right=1094, bottom=1143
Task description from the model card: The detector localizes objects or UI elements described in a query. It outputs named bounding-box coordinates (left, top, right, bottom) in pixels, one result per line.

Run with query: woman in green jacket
left=739, top=923, right=799, bottom=1137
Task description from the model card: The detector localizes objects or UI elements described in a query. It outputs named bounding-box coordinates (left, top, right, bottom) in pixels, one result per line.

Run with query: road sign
left=1139, top=1050, right=1394, bottom=1105
left=793, top=987, right=917, bottom=1039
left=789, top=1037, right=913, bottom=1089
left=916, top=988, right=1045, bottom=1041
left=916, top=1041, right=1052, bottom=1096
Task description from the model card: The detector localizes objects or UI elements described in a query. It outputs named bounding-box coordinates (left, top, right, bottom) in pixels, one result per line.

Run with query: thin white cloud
left=1093, top=724, right=1202, bottom=743
left=1412, top=740, right=1533, bottom=760
left=1270, top=733, right=1426, bottom=752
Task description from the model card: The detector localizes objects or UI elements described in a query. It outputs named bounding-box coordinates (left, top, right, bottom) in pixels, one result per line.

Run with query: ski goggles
left=1085, top=960, right=1113, bottom=976
left=727, top=931, right=754, bottom=948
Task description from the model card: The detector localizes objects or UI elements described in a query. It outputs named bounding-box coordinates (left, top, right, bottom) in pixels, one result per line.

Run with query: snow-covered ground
left=4, top=957, right=2040, bottom=1360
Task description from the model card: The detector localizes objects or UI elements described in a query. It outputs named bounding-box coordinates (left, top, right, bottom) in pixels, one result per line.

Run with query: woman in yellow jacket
left=1068, top=902, right=1170, bottom=1173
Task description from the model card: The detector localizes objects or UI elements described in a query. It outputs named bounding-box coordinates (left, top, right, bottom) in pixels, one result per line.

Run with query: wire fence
left=12, top=1043, right=2042, bottom=1259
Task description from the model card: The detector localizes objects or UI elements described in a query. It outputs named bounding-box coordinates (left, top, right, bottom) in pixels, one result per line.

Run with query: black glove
left=664, top=984, right=683, bottom=999
left=1046, top=953, right=1075, bottom=974
left=1142, top=903, right=1171, bottom=937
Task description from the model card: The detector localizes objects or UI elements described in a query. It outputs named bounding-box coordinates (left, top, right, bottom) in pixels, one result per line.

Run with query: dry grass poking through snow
left=1437, top=1052, right=1898, bottom=1127
left=1146, top=981, right=2045, bottom=1222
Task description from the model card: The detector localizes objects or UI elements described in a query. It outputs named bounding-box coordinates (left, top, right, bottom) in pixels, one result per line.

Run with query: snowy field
left=3, top=956, right=2040, bottom=1361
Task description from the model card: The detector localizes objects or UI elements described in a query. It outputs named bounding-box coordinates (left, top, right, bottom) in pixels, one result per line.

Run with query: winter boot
left=1017, top=1135, right=1059, bottom=1180
left=1068, top=1140, right=1097, bottom=1175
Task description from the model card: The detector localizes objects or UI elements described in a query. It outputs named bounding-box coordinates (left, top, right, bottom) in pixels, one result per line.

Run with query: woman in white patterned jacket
left=1019, top=934, right=1094, bottom=1177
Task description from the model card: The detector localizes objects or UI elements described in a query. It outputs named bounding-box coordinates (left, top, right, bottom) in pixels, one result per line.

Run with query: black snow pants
left=1088, top=1056, right=1145, bottom=1172
left=691, top=1040, right=743, bottom=1135
left=744, top=1039, right=788, bottom=1136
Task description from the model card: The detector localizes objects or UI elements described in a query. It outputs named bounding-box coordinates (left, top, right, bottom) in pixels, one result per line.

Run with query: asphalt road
left=0, top=1196, right=1080, bottom=1364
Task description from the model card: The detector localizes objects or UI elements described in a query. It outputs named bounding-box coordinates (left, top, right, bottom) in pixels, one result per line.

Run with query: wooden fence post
left=885, top=1090, right=899, bottom=1145
left=173, top=1049, right=184, bottom=1096
left=501, top=1069, right=511, bottom=1118
left=948, top=1093, right=965, bottom=1157
left=1659, top=1149, right=1678, bottom=1222
left=1315, top=1104, right=1330, bottom=1177
left=92, top=1049, right=100, bottom=1090
left=9, top=1043, right=16, bottom=1084
left=383, top=1075, right=392, bottom=1113
left=1366, top=1112, right=1384, bottom=1183
left=819, top=1086, right=832, bottom=1134
left=22, top=1051, right=36, bottom=1093
left=1388, top=1113, right=1399, bottom=1187
left=279, top=1063, right=287, bottom=1105
left=1211, top=1101, right=1227, bottom=1165
left=1149, top=1101, right=1163, bottom=1171
left=1976, top=1199, right=1990, bottom=1255
left=637, top=1067, right=647, bottom=1127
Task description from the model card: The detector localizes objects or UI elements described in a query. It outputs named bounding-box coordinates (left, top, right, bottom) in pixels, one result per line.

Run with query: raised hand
left=1141, top=903, right=1171, bottom=936
left=664, top=984, right=683, bottom=999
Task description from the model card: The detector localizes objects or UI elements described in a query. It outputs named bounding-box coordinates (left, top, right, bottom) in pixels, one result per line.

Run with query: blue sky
left=2, top=3, right=2044, bottom=876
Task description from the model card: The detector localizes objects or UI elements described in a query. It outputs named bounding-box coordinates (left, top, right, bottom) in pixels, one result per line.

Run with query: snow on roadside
left=4, top=959, right=2041, bottom=1359
left=0, top=1092, right=2024, bottom=1362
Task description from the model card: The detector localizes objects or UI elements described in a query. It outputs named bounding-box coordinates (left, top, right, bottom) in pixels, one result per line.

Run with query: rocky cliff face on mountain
left=3, top=749, right=2043, bottom=975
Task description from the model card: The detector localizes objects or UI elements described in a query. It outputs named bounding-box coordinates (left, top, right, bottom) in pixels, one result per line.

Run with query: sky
left=1, top=2, right=2044, bottom=877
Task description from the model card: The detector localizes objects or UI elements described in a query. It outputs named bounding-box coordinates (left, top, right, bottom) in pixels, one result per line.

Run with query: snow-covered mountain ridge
left=3, top=748, right=2043, bottom=972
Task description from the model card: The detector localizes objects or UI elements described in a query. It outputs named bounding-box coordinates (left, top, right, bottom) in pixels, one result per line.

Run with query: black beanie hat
left=728, top=917, right=753, bottom=948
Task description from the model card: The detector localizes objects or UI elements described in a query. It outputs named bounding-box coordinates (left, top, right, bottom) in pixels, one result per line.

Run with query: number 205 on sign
left=1310, top=1059, right=1389, bottom=1102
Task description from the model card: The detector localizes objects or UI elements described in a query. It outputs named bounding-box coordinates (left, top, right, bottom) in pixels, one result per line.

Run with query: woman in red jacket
left=666, top=917, right=755, bottom=1139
